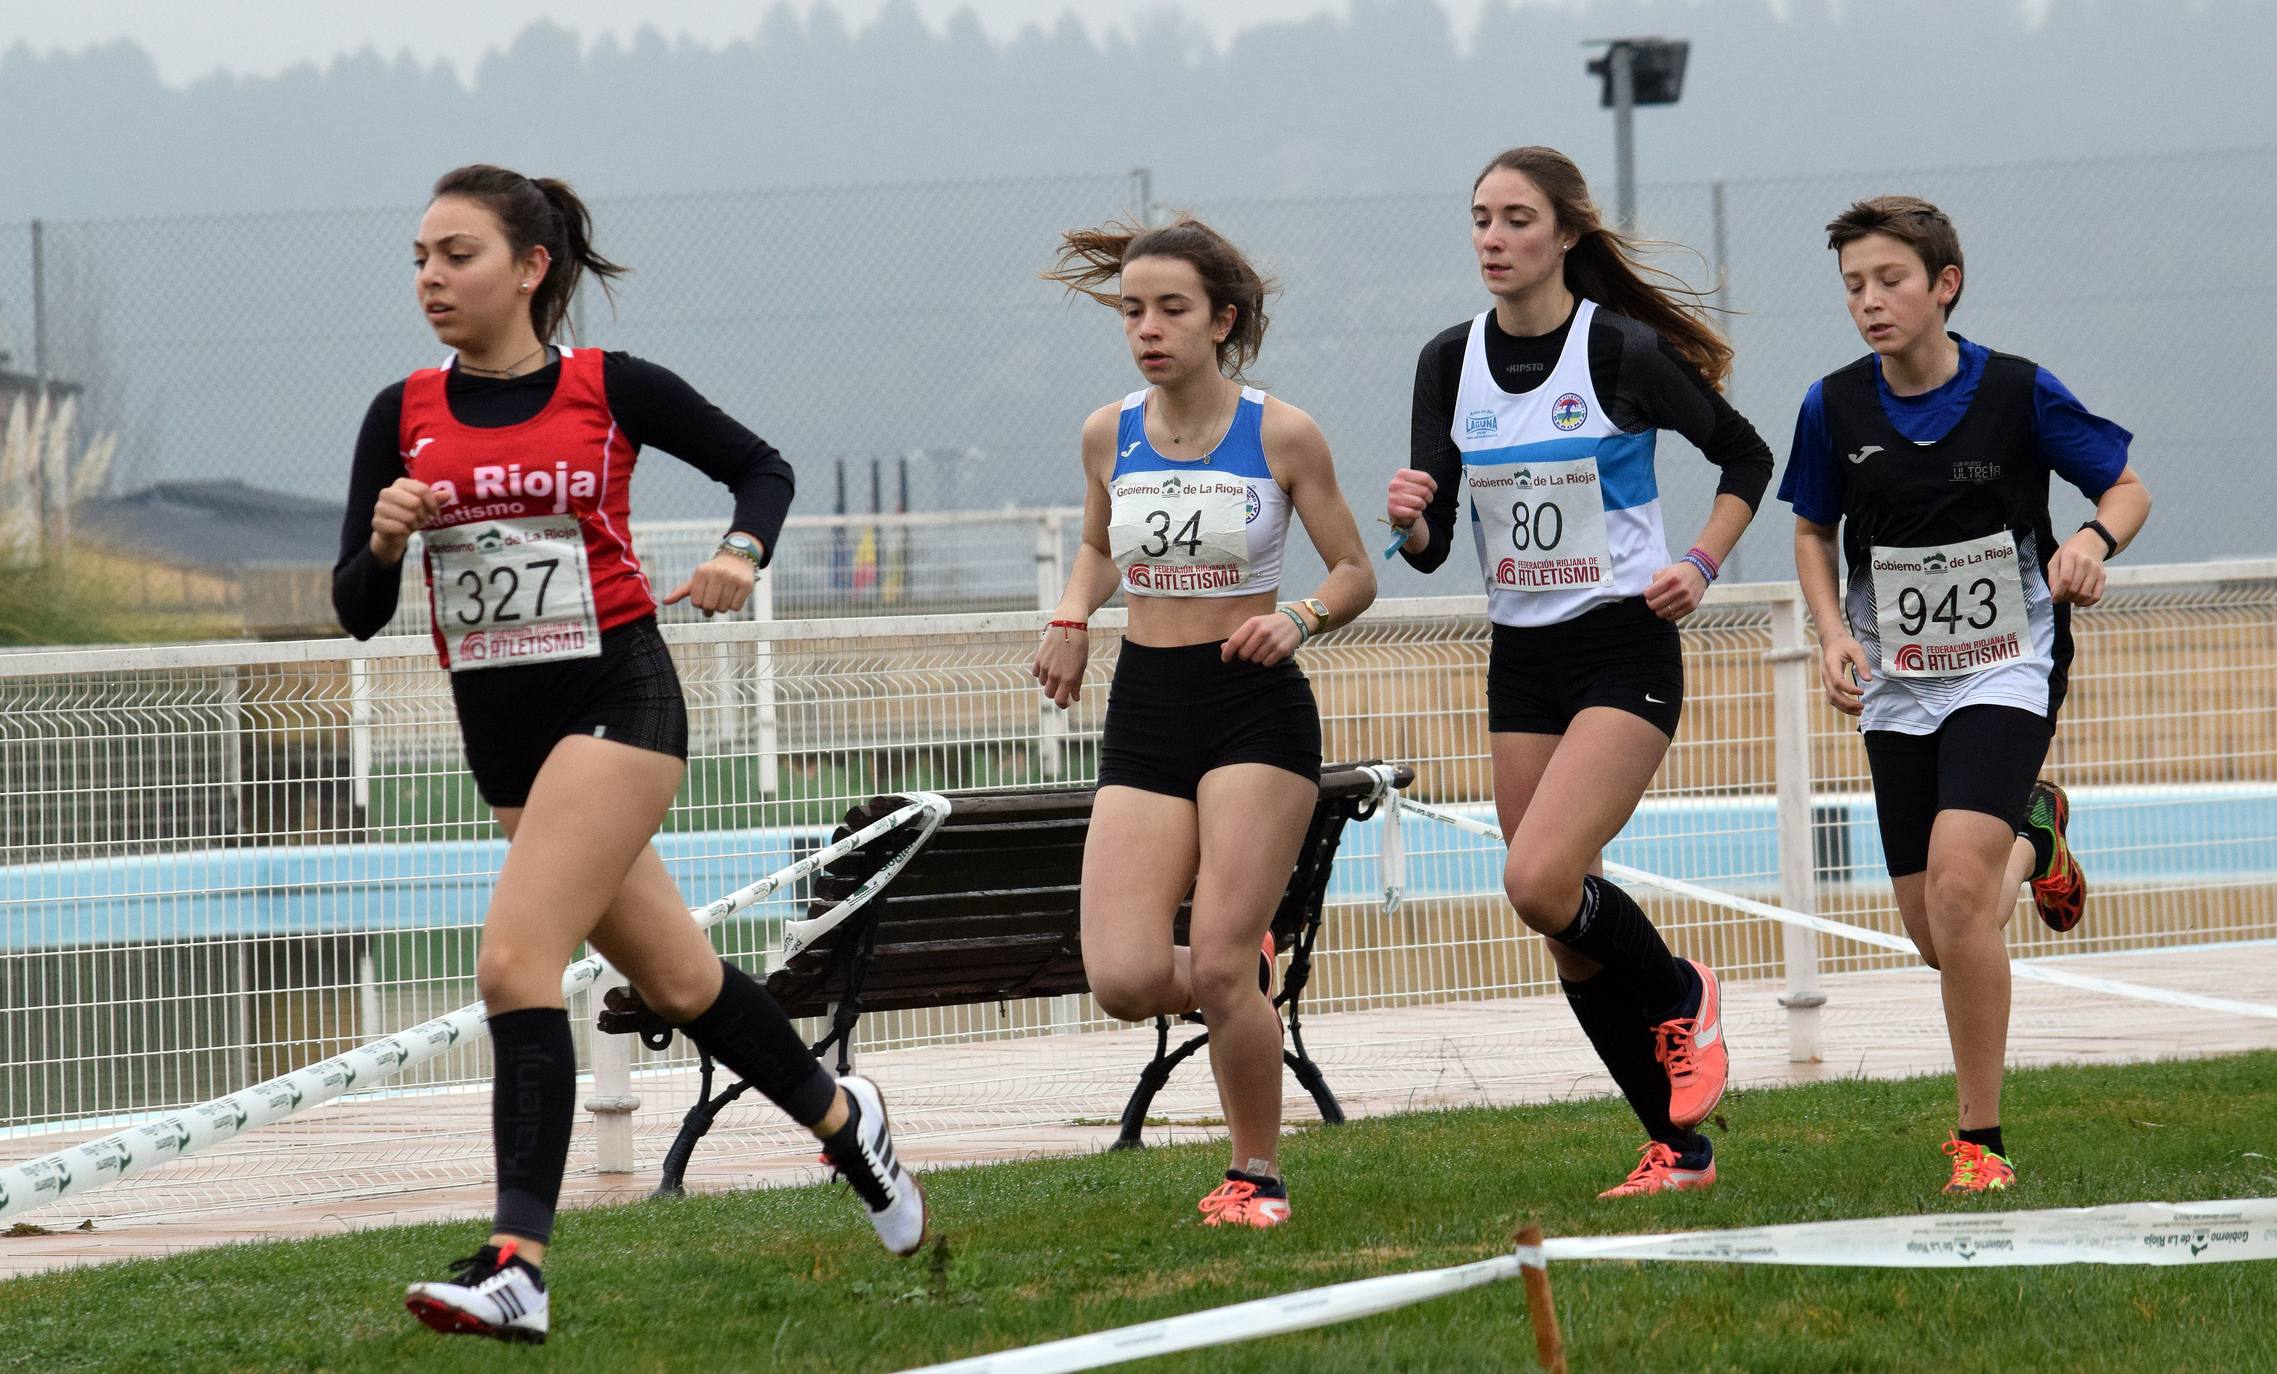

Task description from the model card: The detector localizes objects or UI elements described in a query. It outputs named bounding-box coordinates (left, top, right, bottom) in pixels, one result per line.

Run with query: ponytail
left=430, top=164, right=628, bottom=343
left=1473, top=147, right=1732, bottom=389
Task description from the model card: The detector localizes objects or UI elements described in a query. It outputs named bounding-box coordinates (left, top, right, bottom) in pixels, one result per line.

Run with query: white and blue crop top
left=1106, top=386, right=1290, bottom=598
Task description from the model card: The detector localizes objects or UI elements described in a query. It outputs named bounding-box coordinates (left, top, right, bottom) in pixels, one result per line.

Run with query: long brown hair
left=1043, top=214, right=1276, bottom=380
left=431, top=164, right=628, bottom=343
left=1473, top=146, right=1733, bottom=389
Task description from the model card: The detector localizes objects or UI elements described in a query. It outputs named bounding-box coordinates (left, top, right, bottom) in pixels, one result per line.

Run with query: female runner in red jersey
left=333, top=165, right=923, bottom=1345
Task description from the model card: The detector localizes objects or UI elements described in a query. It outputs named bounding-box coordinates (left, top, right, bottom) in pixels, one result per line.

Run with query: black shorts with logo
left=1486, top=595, right=1683, bottom=737
left=448, top=615, right=689, bottom=808
left=1861, top=704, right=2053, bottom=878
left=1097, top=640, right=1323, bottom=801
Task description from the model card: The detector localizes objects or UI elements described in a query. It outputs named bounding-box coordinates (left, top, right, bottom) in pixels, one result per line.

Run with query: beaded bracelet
left=1682, top=546, right=1721, bottom=585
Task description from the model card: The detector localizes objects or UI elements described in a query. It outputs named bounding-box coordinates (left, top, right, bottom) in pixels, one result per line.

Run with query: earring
left=520, top=282, right=532, bottom=291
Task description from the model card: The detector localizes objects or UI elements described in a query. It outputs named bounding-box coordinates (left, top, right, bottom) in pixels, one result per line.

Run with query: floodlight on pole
left=1583, top=38, right=1690, bottom=231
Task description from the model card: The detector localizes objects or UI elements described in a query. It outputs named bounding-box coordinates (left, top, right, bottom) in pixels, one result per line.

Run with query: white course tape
left=1540, top=1197, right=2277, bottom=1268
left=776, top=792, right=951, bottom=961
left=1390, top=795, right=2277, bottom=1022
left=0, top=795, right=949, bottom=1226
left=898, top=1199, right=2277, bottom=1374
left=900, top=1248, right=1541, bottom=1374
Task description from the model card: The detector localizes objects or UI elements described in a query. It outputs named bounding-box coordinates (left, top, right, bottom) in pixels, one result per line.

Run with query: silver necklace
left=458, top=344, right=549, bottom=379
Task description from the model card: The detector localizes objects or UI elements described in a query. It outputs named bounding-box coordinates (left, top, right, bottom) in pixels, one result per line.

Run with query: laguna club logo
left=1551, top=393, right=1588, bottom=431
left=1464, top=410, right=1498, bottom=438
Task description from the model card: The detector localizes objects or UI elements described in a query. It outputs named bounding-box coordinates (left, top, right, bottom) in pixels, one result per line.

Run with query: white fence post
left=1769, top=587, right=1825, bottom=1063
left=1036, top=513, right=1068, bottom=781
left=752, top=566, right=780, bottom=797
left=585, top=970, right=639, bottom=1175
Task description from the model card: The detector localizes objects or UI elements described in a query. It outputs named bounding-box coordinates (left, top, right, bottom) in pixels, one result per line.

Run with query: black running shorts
left=1097, top=639, right=1323, bottom=801
left=448, top=616, right=689, bottom=808
left=1486, top=596, right=1683, bottom=737
left=1861, top=704, right=2054, bottom=878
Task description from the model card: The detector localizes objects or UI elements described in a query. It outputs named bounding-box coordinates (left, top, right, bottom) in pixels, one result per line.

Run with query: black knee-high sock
left=1562, top=973, right=1705, bottom=1154
left=1548, top=875, right=1694, bottom=1019
left=489, top=1006, right=577, bottom=1247
left=676, top=959, right=838, bottom=1128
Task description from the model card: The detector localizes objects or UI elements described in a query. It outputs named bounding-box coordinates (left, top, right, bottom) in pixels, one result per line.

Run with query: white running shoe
left=405, top=1242, right=549, bottom=1344
left=825, top=1074, right=928, bottom=1257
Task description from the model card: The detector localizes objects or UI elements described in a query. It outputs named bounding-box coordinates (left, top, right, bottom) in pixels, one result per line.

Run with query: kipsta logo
left=1244, top=487, right=1262, bottom=524
left=1894, top=644, right=1926, bottom=673
left=1920, top=551, right=1949, bottom=572
left=1551, top=393, right=1588, bottom=431
left=1465, top=410, right=1498, bottom=438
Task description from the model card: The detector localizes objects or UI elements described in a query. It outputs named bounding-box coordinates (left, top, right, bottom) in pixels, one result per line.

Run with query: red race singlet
left=397, top=347, right=653, bottom=668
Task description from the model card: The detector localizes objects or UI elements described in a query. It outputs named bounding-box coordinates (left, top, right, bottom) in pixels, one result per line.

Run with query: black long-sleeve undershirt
left=1402, top=303, right=1773, bottom=575
left=331, top=351, right=794, bottom=639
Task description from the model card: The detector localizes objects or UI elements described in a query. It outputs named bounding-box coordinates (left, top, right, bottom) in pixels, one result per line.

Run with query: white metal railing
left=379, top=506, right=1083, bottom=638
left=2, top=562, right=2272, bottom=1208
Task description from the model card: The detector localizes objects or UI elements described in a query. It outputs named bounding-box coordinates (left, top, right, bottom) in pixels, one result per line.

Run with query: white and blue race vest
left=1108, top=386, right=1290, bottom=599
left=1455, top=300, right=1668, bottom=627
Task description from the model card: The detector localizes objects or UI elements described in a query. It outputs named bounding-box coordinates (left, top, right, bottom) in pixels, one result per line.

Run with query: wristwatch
left=716, top=532, right=763, bottom=567
left=1298, top=597, right=1331, bottom=631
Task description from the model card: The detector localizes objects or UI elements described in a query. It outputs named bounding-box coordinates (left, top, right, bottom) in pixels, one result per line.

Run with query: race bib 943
left=1870, top=529, right=2030, bottom=678
left=426, top=516, right=602, bottom=670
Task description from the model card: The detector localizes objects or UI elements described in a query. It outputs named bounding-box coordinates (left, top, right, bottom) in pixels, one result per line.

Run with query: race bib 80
left=426, top=516, right=602, bottom=670
left=1869, top=529, right=2030, bottom=678
left=1468, top=454, right=1611, bottom=591
left=1109, top=471, right=1253, bottom=594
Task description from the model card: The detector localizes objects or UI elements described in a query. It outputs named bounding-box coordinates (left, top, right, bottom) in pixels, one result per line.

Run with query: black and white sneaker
left=404, top=1242, right=549, bottom=1344
left=822, top=1074, right=928, bottom=1257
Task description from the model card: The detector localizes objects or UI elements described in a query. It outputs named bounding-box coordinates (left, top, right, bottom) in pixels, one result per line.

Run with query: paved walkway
left=5, top=945, right=2273, bottom=1279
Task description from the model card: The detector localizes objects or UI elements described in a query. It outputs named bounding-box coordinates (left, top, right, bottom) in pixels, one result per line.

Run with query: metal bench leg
left=652, top=1050, right=755, bottom=1198
left=1111, top=1015, right=1213, bottom=1151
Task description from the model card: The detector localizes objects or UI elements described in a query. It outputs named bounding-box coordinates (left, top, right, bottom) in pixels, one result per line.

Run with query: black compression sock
left=487, top=1007, right=577, bottom=1247
left=1549, top=876, right=1693, bottom=1019
left=1958, top=1124, right=2007, bottom=1158
left=677, top=959, right=838, bottom=1128
left=1561, top=973, right=1705, bottom=1155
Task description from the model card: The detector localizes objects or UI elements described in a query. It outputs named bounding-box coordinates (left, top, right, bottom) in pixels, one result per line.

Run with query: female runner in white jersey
left=332, top=165, right=923, bottom=1345
left=1387, top=147, right=1775, bottom=1198
left=1034, top=215, right=1375, bottom=1227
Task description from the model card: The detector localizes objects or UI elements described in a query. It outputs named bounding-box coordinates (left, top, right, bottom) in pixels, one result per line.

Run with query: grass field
left=4, top=1052, right=2274, bottom=1373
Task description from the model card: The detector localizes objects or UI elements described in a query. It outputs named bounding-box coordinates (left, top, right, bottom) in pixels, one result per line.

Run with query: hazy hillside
left=5, top=0, right=2273, bottom=219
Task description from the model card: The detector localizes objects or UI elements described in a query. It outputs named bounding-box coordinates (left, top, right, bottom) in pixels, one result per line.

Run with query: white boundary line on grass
left=1389, top=795, right=2277, bottom=1023
left=0, top=795, right=951, bottom=1225
left=900, top=1199, right=2277, bottom=1374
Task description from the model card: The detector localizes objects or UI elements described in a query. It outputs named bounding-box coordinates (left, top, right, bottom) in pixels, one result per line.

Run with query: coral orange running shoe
left=1198, top=1170, right=1291, bottom=1228
left=1598, top=1140, right=1717, bottom=1199
left=2024, top=781, right=2087, bottom=934
left=1654, top=959, right=1728, bottom=1129
left=1941, top=1136, right=2017, bottom=1194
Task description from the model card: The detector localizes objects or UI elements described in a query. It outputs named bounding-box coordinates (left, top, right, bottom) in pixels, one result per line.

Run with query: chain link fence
left=0, top=148, right=2268, bottom=623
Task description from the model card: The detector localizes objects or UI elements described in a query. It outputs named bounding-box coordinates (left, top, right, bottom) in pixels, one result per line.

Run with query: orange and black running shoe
left=2024, top=780, right=2087, bottom=934
left=1941, top=1136, right=2017, bottom=1193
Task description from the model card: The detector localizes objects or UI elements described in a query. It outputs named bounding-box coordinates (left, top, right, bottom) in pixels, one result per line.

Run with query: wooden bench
left=601, top=761, right=1412, bottom=1195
